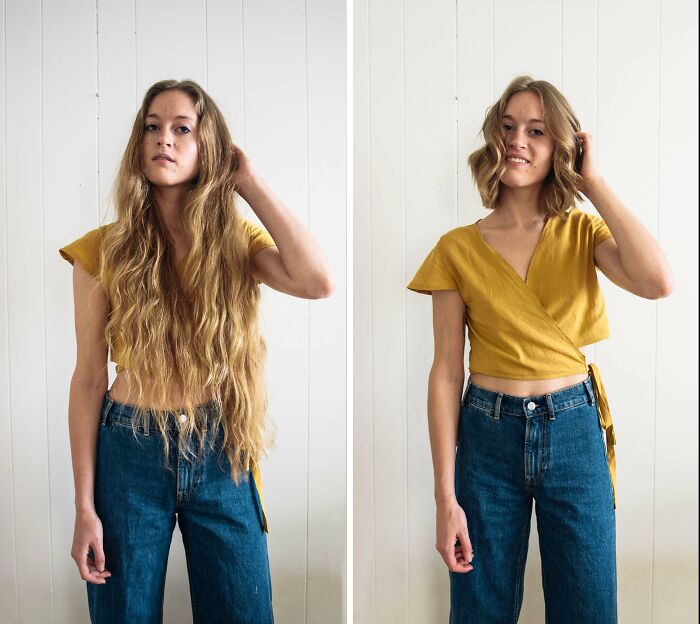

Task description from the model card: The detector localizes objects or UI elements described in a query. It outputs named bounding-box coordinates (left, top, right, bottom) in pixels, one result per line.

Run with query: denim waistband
left=462, top=373, right=596, bottom=420
left=100, top=392, right=221, bottom=435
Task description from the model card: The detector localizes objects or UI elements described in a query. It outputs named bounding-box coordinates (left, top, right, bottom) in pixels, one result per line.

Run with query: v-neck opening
left=473, top=217, right=550, bottom=286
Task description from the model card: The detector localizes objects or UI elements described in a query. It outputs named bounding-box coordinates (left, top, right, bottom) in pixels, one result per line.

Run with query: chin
left=500, top=173, right=545, bottom=188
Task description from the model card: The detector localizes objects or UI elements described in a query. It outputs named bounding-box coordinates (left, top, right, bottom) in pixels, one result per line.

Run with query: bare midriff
left=468, top=371, right=589, bottom=398
left=108, top=369, right=214, bottom=411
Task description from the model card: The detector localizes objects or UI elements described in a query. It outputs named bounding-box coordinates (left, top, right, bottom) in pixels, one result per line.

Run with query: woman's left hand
left=230, top=142, right=258, bottom=189
left=574, top=131, right=603, bottom=192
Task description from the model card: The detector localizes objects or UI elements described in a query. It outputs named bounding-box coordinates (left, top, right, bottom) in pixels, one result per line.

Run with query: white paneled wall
left=0, top=1, right=346, bottom=623
left=353, top=0, right=698, bottom=622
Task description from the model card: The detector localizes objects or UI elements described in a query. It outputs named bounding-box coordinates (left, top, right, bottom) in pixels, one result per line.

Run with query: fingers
left=437, top=537, right=474, bottom=574
left=91, top=544, right=107, bottom=574
left=438, top=539, right=460, bottom=572
left=73, top=544, right=112, bottom=585
left=457, top=528, right=474, bottom=566
left=451, top=532, right=474, bottom=574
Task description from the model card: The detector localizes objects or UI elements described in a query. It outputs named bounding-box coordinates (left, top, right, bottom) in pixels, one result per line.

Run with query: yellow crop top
left=59, top=219, right=276, bottom=373
left=407, top=206, right=618, bottom=508
left=59, top=218, right=276, bottom=531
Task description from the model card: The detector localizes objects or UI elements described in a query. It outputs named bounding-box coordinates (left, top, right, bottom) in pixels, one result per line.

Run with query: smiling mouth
left=506, top=157, right=529, bottom=164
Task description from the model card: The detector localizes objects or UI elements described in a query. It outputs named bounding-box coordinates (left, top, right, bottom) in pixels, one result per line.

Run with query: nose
left=156, top=129, right=174, bottom=146
left=508, top=126, right=528, bottom=148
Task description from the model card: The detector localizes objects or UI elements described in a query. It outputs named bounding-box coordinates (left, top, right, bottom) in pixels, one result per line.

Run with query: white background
left=0, top=0, right=346, bottom=622
left=354, top=0, right=698, bottom=622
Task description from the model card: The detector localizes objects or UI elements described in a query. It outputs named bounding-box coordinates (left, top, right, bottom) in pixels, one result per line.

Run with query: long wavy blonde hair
left=467, top=75, right=584, bottom=219
left=98, top=79, right=272, bottom=482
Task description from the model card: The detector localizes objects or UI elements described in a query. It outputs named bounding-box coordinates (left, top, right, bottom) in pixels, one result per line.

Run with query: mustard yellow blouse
left=407, top=207, right=618, bottom=508
left=59, top=218, right=276, bottom=530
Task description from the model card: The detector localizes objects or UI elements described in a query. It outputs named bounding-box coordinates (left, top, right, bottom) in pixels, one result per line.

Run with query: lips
left=153, top=154, right=174, bottom=162
left=506, top=152, right=529, bottom=164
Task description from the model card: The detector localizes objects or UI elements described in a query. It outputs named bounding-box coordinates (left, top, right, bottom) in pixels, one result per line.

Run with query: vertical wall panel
left=598, top=1, right=660, bottom=622
left=367, top=0, right=408, bottom=621
left=456, top=0, right=493, bottom=226
left=404, top=2, right=456, bottom=622
left=0, top=0, right=16, bottom=620
left=493, top=0, right=561, bottom=92
left=306, top=1, right=347, bottom=622
left=5, top=0, right=52, bottom=621
left=352, top=0, right=375, bottom=621
left=653, top=0, right=699, bottom=622
left=44, top=0, right=98, bottom=620
left=207, top=0, right=245, bottom=149
left=355, top=0, right=698, bottom=622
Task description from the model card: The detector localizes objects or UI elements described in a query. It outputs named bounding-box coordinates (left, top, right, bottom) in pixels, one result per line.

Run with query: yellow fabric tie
left=587, top=363, right=617, bottom=509
left=251, top=460, right=269, bottom=532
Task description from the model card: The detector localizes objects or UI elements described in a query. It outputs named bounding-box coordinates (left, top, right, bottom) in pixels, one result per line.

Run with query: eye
left=502, top=124, right=545, bottom=137
left=144, top=124, right=191, bottom=134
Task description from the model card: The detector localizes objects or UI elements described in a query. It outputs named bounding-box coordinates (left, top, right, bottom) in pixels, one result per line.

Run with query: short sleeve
left=590, top=213, right=614, bottom=248
left=407, top=236, right=459, bottom=295
left=243, top=219, right=276, bottom=257
left=58, top=227, right=104, bottom=279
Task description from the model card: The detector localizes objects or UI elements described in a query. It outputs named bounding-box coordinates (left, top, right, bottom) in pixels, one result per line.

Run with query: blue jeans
left=87, top=392, right=274, bottom=624
left=450, top=374, right=617, bottom=624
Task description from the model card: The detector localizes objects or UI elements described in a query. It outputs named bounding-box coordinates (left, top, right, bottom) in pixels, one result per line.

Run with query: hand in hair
left=574, top=131, right=602, bottom=191
left=230, top=142, right=258, bottom=190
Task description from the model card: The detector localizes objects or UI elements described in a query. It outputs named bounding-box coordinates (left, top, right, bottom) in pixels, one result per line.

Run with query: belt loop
left=583, top=379, right=595, bottom=406
left=461, top=378, right=472, bottom=406
left=143, top=410, right=150, bottom=436
left=493, top=393, right=503, bottom=420
left=545, top=393, right=555, bottom=420
left=100, top=393, right=114, bottom=426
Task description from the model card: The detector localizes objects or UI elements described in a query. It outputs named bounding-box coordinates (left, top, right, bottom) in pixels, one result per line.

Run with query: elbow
left=305, top=273, right=335, bottom=299
left=644, top=273, right=675, bottom=299
left=656, top=280, right=675, bottom=299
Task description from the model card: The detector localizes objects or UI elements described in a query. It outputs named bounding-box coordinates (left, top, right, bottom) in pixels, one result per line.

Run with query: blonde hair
left=467, top=75, right=584, bottom=219
left=98, top=78, right=272, bottom=482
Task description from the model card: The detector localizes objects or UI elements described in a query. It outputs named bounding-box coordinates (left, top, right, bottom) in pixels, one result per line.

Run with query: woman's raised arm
left=231, top=143, right=334, bottom=299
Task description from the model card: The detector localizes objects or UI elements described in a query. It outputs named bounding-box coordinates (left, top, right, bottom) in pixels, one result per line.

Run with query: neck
left=151, top=184, right=189, bottom=242
left=494, top=184, right=547, bottom=227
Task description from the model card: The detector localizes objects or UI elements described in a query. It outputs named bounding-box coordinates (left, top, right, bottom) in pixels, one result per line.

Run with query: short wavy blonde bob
left=467, top=75, right=585, bottom=219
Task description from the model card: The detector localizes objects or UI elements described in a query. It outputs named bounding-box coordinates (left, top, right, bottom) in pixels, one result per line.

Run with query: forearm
left=68, top=379, right=106, bottom=513
left=583, top=176, right=674, bottom=290
left=236, top=175, right=332, bottom=289
left=427, top=368, right=464, bottom=505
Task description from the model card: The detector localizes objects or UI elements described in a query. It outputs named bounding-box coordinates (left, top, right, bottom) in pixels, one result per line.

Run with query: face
left=142, top=90, right=199, bottom=188
left=499, top=90, right=555, bottom=189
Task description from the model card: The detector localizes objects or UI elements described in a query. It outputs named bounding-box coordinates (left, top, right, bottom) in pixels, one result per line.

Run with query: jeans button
left=179, top=413, right=187, bottom=423
left=527, top=401, right=536, bottom=411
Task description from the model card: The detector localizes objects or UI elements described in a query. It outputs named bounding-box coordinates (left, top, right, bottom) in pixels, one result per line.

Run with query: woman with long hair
left=59, top=79, right=333, bottom=623
left=407, top=76, right=673, bottom=622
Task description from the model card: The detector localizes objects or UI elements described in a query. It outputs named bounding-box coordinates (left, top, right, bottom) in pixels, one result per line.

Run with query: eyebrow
left=502, top=114, right=544, bottom=124
left=145, top=113, right=195, bottom=122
